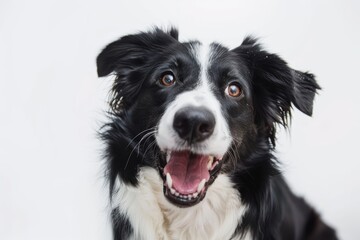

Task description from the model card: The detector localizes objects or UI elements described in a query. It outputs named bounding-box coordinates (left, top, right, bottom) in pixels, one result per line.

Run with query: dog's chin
left=158, top=150, right=223, bottom=208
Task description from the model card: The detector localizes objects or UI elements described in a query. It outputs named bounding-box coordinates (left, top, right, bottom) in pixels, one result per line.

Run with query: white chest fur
left=112, top=167, right=249, bottom=240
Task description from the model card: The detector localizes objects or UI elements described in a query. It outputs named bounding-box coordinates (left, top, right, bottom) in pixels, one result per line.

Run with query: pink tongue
left=164, top=151, right=210, bottom=194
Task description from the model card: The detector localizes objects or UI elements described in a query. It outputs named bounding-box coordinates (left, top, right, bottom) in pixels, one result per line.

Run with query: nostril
left=197, top=117, right=215, bottom=139
left=199, top=123, right=210, bottom=133
left=173, top=115, right=188, bottom=129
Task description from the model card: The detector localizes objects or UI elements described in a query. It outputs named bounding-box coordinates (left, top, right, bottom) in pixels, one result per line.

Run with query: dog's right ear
left=96, top=27, right=179, bottom=77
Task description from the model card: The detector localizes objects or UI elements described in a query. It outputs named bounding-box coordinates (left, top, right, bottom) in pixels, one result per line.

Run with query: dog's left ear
left=96, top=27, right=179, bottom=112
left=96, top=27, right=179, bottom=77
left=232, top=37, right=320, bottom=144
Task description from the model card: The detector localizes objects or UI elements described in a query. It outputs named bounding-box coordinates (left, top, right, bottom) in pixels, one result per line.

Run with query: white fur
left=156, top=43, right=231, bottom=157
left=112, top=167, right=249, bottom=240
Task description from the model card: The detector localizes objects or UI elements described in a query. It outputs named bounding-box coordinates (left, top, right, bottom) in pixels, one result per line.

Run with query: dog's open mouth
left=159, top=150, right=223, bottom=207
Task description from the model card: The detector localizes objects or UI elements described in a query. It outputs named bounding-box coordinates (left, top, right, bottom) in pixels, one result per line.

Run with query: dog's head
left=97, top=28, right=319, bottom=207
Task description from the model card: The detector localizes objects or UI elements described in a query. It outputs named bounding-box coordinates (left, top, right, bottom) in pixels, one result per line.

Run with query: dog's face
left=154, top=43, right=255, bottom=207
left=97, top=28, right=319, bottom=207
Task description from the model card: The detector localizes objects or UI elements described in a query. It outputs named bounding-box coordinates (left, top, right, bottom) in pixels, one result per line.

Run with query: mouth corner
left=158, top=150, right=223, bottom=207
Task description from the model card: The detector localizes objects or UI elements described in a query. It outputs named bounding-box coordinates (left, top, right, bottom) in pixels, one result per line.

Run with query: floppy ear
left=232, top=37, right=320, bottom=144
left=96, top=27, right=179, bottom=77
left=96, top=27, right=179, bottom=111
left=291, top=69, right=319, bottom=116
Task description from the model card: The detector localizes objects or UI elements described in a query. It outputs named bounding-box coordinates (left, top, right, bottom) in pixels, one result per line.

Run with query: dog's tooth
left=166, top=173, right=172, bottom=189
left=207, top=156, right=214, bottom=170
left=175, top=191, right=179, bottom=196
left=188, top=195, right=192, bottom=200
left=197, top=179, right=206, bottom=193
left=170, top=187, right=175, bottom=194
left=193, top=192, right=198, bottom=198
left=166, top=151, right=171, bottom=162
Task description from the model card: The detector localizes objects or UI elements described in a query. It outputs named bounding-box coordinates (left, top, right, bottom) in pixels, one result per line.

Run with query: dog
left=96, top=27, right=338, bottom=240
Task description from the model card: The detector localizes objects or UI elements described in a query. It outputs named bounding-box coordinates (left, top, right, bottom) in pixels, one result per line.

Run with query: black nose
left=173, top=106, right=216, bottom=143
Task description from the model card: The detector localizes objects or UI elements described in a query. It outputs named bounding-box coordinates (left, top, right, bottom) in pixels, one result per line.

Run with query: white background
left=1, top=0, right=359, bottom=239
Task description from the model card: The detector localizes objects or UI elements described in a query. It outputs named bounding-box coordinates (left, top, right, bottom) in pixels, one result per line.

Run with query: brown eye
left=160, top=73, right=176, bottom=87
left=226, top=83, right=242, bottom=98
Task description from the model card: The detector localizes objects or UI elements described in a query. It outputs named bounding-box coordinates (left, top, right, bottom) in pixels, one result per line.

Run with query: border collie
left=96, top=27, right=337, bottom=240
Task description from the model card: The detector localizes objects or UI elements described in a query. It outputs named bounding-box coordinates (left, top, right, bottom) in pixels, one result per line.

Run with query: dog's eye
left=225, top=83, right=242, bottom=98
left=159, top=73, right=176, bottom=87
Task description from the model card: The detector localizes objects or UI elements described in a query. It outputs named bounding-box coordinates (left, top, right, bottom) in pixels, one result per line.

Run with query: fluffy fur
left=97, top=27, right=337, bottom=240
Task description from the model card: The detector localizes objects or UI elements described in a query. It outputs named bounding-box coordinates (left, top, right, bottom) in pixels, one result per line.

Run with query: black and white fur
left=97, top=27, right=338, bottom=240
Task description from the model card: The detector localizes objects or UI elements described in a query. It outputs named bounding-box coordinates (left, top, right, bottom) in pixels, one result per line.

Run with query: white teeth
left=168, top=187, right=201, bottom=199
left=166, top=173, right=172, bottom=189
left=210, top=161, right=219, bottom=170
left=197, top=179, right=206, bottom=193
left=169, top=191, right=199, bottom=199
left=166, top=151, right=171, bottom=162
left=207, top=156, right=214, bottom=170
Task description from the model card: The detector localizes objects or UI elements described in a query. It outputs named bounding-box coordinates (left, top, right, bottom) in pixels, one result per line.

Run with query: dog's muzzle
left=158, top=106, right=225, bottom=207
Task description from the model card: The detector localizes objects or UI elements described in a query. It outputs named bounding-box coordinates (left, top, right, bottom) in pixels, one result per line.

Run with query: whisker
left=124, top=130, right=157, bottom=169
left=143, top=140, right=158, bottom=159
left=126, top=127, right=156, bottom=148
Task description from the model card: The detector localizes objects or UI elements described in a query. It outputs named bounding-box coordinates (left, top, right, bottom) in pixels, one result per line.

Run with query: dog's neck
left=112, top=167, right=250, bottom=240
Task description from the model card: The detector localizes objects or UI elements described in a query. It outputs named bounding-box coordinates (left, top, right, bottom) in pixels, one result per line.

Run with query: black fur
left=111, top=208, right=133, bottom=239
left=97, top=27, right=337, bottom=240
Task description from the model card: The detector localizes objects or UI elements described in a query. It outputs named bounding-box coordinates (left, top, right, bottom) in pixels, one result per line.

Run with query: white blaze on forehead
left=156, top=42, right=231, bottom=157
left=184, top=42, right=214, bottom=101
left=193, top=42, right=214, bottom=89
left=198, top=42, right=211, bottom=81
